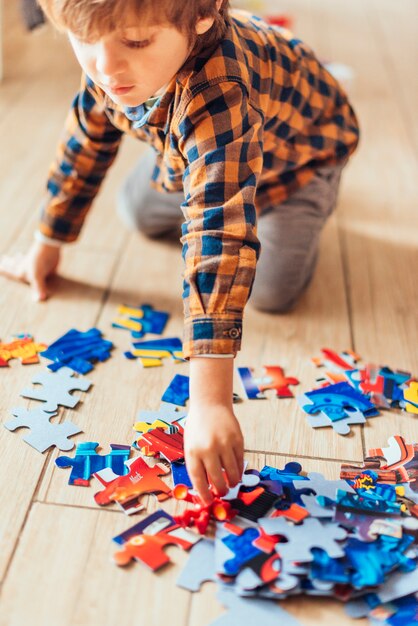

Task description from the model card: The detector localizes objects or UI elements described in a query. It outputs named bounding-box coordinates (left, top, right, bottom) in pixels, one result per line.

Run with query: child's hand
left=0, top=241, right=61, bottom=301
left=184, top=404, right=244, bottom=505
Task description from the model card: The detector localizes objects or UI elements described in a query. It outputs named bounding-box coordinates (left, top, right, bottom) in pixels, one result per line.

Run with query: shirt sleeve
left=38, top=74, right=123, bottom=243
left=176, top=80, right=264, bottom=358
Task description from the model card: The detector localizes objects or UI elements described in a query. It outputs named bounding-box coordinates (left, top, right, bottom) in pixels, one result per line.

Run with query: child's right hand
left=0, top=241, right=61, bottom=301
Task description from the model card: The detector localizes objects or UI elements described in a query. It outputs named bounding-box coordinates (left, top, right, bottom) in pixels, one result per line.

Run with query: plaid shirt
left=39, top=10, right=359, bottom=358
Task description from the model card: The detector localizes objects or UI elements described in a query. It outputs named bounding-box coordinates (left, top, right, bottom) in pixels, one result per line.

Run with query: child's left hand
left=184, top=404, right=244, bottom=505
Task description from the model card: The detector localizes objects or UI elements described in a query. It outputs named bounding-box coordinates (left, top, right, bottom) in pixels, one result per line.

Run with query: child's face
left=68, top=23, right=192, bottom=106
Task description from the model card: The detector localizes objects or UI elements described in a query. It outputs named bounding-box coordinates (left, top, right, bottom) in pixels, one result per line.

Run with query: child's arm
left=184, top=356, right=243, bottom=504
left=176, top=81, right=264, bottom=500
left=0, top=73, right=123, bottom=298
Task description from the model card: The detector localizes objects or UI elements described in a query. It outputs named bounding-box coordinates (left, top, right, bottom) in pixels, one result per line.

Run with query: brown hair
left=38, top=0, right=230, bottom=49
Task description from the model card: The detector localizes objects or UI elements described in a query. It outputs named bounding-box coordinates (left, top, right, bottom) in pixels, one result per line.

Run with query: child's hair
left=38, top=0, right=230, bottom=49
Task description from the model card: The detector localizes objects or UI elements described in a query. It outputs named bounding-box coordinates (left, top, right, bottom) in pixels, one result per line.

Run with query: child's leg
left=250, top=163, right=346, bottom=313
left=117, top=147, right=184, bottom=238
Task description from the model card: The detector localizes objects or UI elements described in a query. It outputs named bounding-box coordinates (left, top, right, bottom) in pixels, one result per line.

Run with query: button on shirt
left=38, top=10, right=360, bottom=358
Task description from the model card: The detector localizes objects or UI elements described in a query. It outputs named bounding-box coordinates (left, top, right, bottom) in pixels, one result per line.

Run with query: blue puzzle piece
left=171, top=461, right=192, bottom=488
left=222, top=527, right=264, bottom=576
left=260, top=462, right=310, bottom=505
left=345, top=535, right=416, bottom=587
left=237, top=367, right=266, bottom=399
left=42, top=328, right=113, bottom=374
left=310, top=548, right=351, bottom=584
left=131, top=337, right=182, bottom=351
left=161, top=374, right=190, bottom=406
left=298, top=381, right=379, bottom=423
left=55, top=442, right=131, bottom=486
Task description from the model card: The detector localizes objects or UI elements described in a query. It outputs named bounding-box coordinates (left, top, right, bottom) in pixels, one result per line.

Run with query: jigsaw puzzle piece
left=41, top=328, right=113, bottom=373
left=176, top=538, right=217, bottom=591
left=161, top=374, right=190, bottom=406
left=402, top=380, right=418, bottom=414
left=259, top=517, right=347, bottom=562
left=255, top=365, right=300, bottom=398
left=299, top=381, right=378, bottom=434
left=135, top=403, right=187, bottom=426
left=136, top=427, right=184, bottom=462
left=94, top=456, right=171, bottom=514
left=345, top=534, right=416, bottom=587
left=55, top=442, right=131, bottom=485
left=112, top=510, right=200, bottom=570
left=0, top=336, right=47, bottom=366
left=20, top=367, right=92, bottom=411
left=4, top=407, right=82, bottom=453
left=237, top=367, right=266, bottom=399
left=112, top=304, right=169, bottom=338
left=171, top=461, right=193, bottom=488
left=209, top=586, right=303, bottom=626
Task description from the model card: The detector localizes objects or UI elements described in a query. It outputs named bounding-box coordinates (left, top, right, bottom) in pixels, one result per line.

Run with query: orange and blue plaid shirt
left=39, top=10, right=359, bottom=358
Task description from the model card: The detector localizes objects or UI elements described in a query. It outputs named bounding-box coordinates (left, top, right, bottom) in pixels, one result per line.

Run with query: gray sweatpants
left=117, top=148, right=345, bottom=313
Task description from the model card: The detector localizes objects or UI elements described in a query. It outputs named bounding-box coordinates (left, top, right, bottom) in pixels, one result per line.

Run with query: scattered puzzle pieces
left=4, top=407, right=82, bottom=452
left=41, top=328, right=113, bottom=374
left=94, top=456, right=171, bottom=514
left=20, top=366, right=92, bottom=411
left=55, top=442, right=131, bottom=486
left=403, top=380, right=418, bottom=414
left=112, top=510, right=200, bottom=570
left=0, top=335, right=47, bottom=367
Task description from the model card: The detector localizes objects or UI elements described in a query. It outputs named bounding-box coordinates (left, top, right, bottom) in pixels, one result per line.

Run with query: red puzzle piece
left=112, top=510, right=200, bottom=570
left=137, top=427, right=184, bottom=462
left=172, top=484, right=236, bottom=534
left=257, top=366, right=300, bottom=398
left=94, top=456, right=171, bottom=514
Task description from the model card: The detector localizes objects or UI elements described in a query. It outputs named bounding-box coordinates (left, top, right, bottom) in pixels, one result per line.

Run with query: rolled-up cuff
left=183, top=316, right=243, bottom=359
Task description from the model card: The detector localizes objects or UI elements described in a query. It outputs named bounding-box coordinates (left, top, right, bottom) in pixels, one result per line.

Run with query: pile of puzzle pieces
left=297, top=348, right=418, bottom=435
left=104, top=432, right=417, bottom=626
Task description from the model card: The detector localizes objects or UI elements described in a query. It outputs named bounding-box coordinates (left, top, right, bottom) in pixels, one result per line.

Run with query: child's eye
left=123, top=38, right=150, bottom=49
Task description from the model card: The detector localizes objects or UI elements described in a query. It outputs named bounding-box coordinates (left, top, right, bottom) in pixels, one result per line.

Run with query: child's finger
left=221, top=449, right=242, bottom=487
left=234, top=445, right=245, bottom=477
left=187, top=456, right=212, bottom=505
left=205, top=456, right=228, bottom=497
left=31, top=275, right=48, bottom=301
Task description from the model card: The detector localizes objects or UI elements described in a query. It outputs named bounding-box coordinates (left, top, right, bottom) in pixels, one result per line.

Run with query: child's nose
left=95, top=42, right=125, bottom=78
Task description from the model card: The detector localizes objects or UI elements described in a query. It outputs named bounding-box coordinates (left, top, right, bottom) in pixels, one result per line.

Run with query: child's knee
left=250, top=288, right=297, bottom=314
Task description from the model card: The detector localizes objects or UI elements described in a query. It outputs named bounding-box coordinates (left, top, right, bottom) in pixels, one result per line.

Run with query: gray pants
left=117, top=148, right=345, bottom=313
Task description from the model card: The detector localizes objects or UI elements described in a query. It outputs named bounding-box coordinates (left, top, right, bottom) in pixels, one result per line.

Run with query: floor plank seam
left=244, top=449, right=360, bottom=464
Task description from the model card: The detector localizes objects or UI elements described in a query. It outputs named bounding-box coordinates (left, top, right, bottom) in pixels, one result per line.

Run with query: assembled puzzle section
left=0, top=334, right=47, bottom=366
left=112, top=304, right=169, bottom=339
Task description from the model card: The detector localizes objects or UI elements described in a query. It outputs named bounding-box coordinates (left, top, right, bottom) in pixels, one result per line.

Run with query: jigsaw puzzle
left=4, top=407, right=82, bottom=452
left=55, top=442, right=131, bottom=485
left=41, top=328, right=113, bottom=374
left=20, top=366, right=92, bottom=411
left=136, top=427, right=184, bottom=462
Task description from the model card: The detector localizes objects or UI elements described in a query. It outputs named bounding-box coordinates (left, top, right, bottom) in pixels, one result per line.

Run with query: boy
left=0, top=1, right=359, bottom=503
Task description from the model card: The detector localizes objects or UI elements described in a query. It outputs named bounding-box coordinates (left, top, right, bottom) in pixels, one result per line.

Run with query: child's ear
left=195, top=1, right=224, bottom=35
left=195, top=15, right=216, bottom=36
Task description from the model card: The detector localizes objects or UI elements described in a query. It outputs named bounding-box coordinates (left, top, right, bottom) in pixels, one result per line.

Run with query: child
left=0, top=0, right=359, bottom=503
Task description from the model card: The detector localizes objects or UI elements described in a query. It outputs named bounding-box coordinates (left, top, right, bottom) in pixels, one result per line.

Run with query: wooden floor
left=0, top=1, right=417, bottom=624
